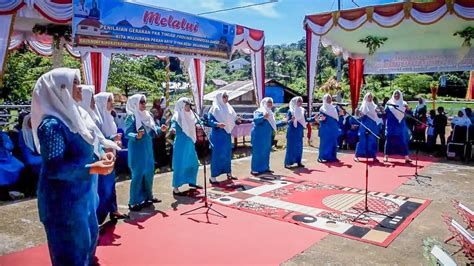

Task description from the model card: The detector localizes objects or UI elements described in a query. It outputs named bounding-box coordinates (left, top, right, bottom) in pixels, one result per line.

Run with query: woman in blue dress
left=251, top=97, right=276, bottom=175
left=383, top=90, right=412, bottom=163
left=31, top=68, right=115, bottom=266
left=354, top=92, right=382, bottom=162
left=208, top=91, right=238, bottom=183
left=171, top=97, right=201, bottom=194
left=284, top=96, right=314, bottom=168
left=94, top=92, right=129, bottom=223
left=318, top=94, right=341, bottom=163
left=0, top=130, right=24, bottom=188
left=125, top=94, right=167, bottom=211
left=18, top=114, right=41, bottom=176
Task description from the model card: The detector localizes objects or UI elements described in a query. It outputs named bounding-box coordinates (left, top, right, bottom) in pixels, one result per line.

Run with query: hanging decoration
left=32, top=24, right=71, bottom=49
left=358, top=36, right=387, bottom=55
left=454, top=27, right=474, bottom=47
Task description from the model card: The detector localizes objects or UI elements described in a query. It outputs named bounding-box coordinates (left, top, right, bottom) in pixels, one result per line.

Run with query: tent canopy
left=303, top=0, right=474, bottom=112
left=305, top=0, right=474, bottom=74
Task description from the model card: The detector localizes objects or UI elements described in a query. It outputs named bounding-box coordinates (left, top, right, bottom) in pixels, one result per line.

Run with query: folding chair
left=467, top=126, right=474, bottom=162
left=445, top=200, right=474, bottom=244
left=442, top=214, right=474, bottom=261
left=447, top=125, right=468, bottom=160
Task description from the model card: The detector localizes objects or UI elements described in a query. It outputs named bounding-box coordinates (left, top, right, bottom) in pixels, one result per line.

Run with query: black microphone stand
left=181, top=109, right=226, bottom=218
left=345, top=112, right=394, bottom=224
left=390, top=105, right=431, bottom=185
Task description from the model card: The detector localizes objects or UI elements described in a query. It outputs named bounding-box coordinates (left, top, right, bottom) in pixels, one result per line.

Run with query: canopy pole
left=165, top=57, right=170, bottom=107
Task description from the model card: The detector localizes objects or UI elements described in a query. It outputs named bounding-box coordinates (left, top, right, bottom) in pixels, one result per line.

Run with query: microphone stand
left=389, top=106, right=431, bottom=185
left=181, top=109, right=226, bottom=218
left=344, top=112, right=394, bottom=224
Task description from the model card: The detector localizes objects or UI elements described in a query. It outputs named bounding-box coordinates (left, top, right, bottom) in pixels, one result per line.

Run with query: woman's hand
left=114, top=133, right=122, bottom=142
left=217, top=123, right=226, bottom=128
left=88, top=160, right=115, bottom=175
left=101, top=152, right=115, bottom=162
left=137, top=130, right=145, bottom=139
left=264, top=113, right=270, bottom=119
left=170, top=128, right=176, bottom=135
left=160, top=125, right=168, bottom=132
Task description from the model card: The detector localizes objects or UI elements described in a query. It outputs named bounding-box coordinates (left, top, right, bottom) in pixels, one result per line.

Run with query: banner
left=364, top=49, right=474, bottom=74
left=72, top=0, right=236, bottom=60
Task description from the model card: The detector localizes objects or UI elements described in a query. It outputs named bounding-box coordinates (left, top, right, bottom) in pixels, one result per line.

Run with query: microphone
left=386, top=103, right=399, bottom=107
left=335, top=103, right=349, bottom=106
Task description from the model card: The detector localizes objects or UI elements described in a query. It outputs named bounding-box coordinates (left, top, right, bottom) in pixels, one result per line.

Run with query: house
left=76, top=18, right=102, bottom=36
left=203, top=79, right=304, bottom=115
left=227, top=58, right=250, bottom=71
left=211, top=79, right=228, bottom=88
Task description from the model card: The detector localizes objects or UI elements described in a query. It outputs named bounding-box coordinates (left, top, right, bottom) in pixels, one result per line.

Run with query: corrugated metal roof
left=204, top=80, right=254, bottom=101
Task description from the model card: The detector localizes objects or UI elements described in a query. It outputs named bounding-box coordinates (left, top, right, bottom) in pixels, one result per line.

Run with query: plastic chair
left=442, top=214, right=474, bottom=262
left=447, top=125, right=468, bottom=160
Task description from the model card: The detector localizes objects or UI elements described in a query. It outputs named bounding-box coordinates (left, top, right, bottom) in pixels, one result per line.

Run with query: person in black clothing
left=433, top=106, right=447, bottom=146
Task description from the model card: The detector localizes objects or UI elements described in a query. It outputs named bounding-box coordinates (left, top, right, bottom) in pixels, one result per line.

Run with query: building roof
left=204, top=80, right=253, bottom=102
left=228, top=58, right=250, bottom=66
left=204, top=79, right=303, bottom=102
left=78, top=18, right=101, bottom=28
left=211, top=79, right=228, bottom=86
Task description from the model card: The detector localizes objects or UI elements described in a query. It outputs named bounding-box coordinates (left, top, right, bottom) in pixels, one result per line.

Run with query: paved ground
left=0, top=141, right=473, bottom=265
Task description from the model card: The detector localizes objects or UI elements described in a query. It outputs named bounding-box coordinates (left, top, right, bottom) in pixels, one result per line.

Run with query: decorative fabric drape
left=184, top=58, right=206, bottom=115
left=305, top=26, right=321, bottom=115
left=233, top=25, right=265, bottom=104
left=0, top=14, right=15, bottom=84
left=467, top=70, right=474, bottom=101
left=81, top=51, right=112, bottom=93
left=349, top=58, right=364, bottom=113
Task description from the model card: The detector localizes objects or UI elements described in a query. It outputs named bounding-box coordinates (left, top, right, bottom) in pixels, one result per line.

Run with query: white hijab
left=209, top=91, right=237, bottom=134
left=94, top=92, right=118, bottom=138
left=172, top=97, right=197, bottom=143
left=359, top=92, right=382, bottom=125
left=126, top=94, right=156, bottom=133
left=256, top=97, right=277, bottom=131
left=79, top=85, right=101, bottom=125
left=289, top=96, right=306, bottom=128
left=320, top=94, right=338, bottom=120
left=160, top=96, right=167, bottom=109
left=452, top=109, right=472, bottom=127
left=416, top=98, right=426, bottom=110
left=31, top=68, right=94, bottom=153
left=21, top=114, right=36, bottom=152
left=387, top=90, right=407, bottom=123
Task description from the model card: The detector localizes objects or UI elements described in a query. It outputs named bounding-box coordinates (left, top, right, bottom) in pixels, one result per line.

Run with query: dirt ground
left=0, top=132, right=473, bottom=265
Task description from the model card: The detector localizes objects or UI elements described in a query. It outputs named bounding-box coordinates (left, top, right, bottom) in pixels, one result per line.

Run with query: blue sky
left=138, top=0, right=402, bottom=45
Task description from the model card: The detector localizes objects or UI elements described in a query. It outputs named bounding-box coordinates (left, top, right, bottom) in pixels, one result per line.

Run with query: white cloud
left=240, top=1, right=280, bottom=18
left=200, top=0, right=225, bottom=11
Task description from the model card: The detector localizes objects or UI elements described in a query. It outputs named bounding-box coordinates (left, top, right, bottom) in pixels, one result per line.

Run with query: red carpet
left=0, top=205, right=326, bottom=265
left=293, top=153, right=437, bottom=193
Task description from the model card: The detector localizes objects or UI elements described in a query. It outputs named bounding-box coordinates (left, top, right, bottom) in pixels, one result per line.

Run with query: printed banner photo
left=364, top=49, right=474, bottom=75
left=72, top=0, right=236, bottom=60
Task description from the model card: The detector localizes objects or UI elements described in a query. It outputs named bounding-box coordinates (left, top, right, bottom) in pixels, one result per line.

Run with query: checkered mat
left=208, top=176, right=430, bottom=247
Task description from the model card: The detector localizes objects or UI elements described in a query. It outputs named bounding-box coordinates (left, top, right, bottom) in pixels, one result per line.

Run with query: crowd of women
left=1, top=67, right=473, bottom=266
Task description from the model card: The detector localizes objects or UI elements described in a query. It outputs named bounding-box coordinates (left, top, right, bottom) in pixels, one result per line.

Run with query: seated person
left=345, top=115, right=359, bottom=150
left=18, top=114, right=42, bottom=176
left=0, top=130, right=25, bottom=194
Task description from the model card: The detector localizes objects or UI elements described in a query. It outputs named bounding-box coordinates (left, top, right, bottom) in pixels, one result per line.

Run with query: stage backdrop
left=72, top=0, right=236, bottom=60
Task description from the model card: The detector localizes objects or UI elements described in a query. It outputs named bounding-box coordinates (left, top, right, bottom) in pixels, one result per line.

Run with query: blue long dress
left=125, top=115, right=160, bottom=206
left=18, top=129, right=42, bottom=177
left=355, top=115, right=381, bottom=158
left=284, top=111, right=314, bottom=166
left=37, top=116, right=98, bottom=266
left=0, top=131, right=24, bottom=186
left=346, top=117, right=360, bottom=149
left=384, top=108, right=409, bottom=156
left=171, top=121, right=199, bottom=187
left=208, top=114, right=232, bottom=177
left=251, top=111, right=273, bottom=173
left=318, top=112, right=341, bottom=162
